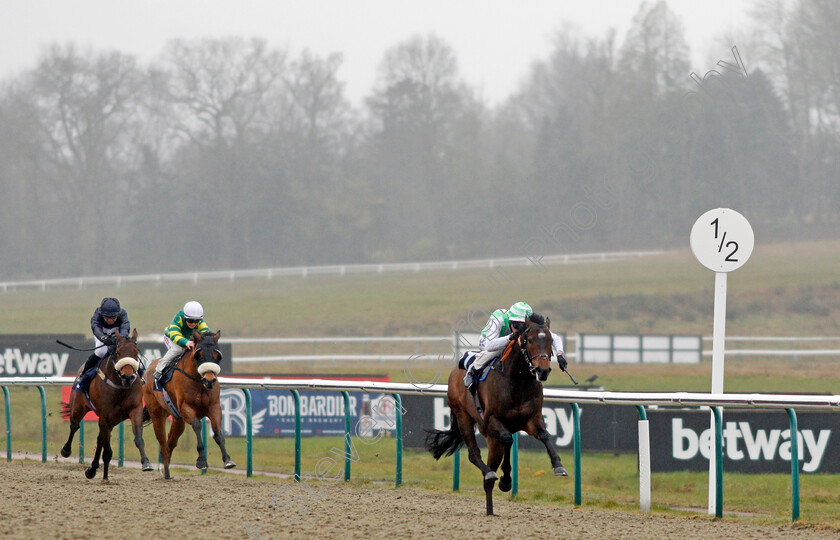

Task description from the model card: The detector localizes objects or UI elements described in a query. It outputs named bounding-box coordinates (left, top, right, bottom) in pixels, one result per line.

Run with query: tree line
left=0, top=0, right=837, bottom=279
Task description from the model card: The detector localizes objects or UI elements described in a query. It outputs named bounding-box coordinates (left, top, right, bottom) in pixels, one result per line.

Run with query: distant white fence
left=0, top=250, right=663, bottom=292
left=226, top=335, right=840, bottom=364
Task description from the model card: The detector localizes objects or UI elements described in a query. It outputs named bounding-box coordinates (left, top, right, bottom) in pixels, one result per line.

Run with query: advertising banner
left=0, top=334, right=232, bottom=377
left=217, top=387, right=397, bottom=437
left=649, top=409, right=839, bottom=473
left=401, top=394, right=638, bottom=452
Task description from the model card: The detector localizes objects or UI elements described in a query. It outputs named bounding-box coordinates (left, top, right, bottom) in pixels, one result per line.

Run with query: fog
left=0, top=0, right=837, bottom=280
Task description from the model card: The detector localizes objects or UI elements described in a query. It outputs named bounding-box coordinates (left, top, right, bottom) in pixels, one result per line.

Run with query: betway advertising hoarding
left=649, top=409, right=839, bottom=473
left=401, top=394, right=638, bottom=452
left=0, top=334, right=231, bottom=377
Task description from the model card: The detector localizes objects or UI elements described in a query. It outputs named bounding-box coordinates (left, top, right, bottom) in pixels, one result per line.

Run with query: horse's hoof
left=498, top=477, right=512, bottom=492
left=84, top=467, right=97, bottom=479
left=196, top=460, right=208, bottom=470
left=484, top=471, right=498, bottom=481
left=60, top=446, right=71, bottom=458
left=223, top=460, right=236, bottom=469
left=554, top=465, right=568, bottom=477
left=141, top=461, right=153, bottom=472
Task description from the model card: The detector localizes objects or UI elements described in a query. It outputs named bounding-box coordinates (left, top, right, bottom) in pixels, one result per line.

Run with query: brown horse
left=142, top=329, right=235, bottom=479
left=425, top=313, right=567, bottom=515
left=60, top=328, right=153, bottom=479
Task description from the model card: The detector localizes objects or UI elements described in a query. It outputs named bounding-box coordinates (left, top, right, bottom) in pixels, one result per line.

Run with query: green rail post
left=3, top=386, right=10, bottom=462
left=511, top=431, right=519, bottom=497
left=244, top=389, right=253, bottom=477
left=394, top=394, right=403, bottom=487
left=201, top=418, right=208, bottom=475
left=342, top=391, right=351, bottom=481
left=786, top=408, right=800, bottom=521
left=291, top=390, right=301, bottom=481
left=79, top=420, right=85, bottom=464
left=713, top=406, right=723, bottom=518
left=118, top=421, right=124, bottom=467
left=453, top=449, right=460, bottom=491
left=572, top=403, right=581, bottom=506
left=37, top=386, right=46, bottom=463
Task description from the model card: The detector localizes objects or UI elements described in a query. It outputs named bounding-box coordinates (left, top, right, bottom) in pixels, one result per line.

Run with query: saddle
left=153, top=353, right=184, bottom=392
left=459, top=351, right=501, bottom=420
left=72, top=366, right=101, bottom=414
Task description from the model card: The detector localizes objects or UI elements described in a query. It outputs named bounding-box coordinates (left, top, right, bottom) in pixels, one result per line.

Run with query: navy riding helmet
left=100, top=297, right=121, bottom=318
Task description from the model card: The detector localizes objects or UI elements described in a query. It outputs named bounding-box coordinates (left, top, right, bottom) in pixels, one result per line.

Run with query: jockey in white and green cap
left=463, top=302, right=567, bottom=392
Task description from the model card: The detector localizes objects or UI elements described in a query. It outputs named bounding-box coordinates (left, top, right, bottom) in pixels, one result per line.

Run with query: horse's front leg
left=85, top=418, right=109, bottom=479
left=182, top=406, right=207, bottom=470
left=130, top=406, right=152, bottom=471
left=101, top=425, right=114, bottom=481
left=208, top=403, right=236, bottom=469
left=525, top=416, right=567, bottom=476
left=485, top=417, right=515, bottom=494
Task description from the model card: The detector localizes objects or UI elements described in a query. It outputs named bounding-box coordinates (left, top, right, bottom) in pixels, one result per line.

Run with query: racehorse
left=60, top=328, right=152, bottom=479
left=425, top=313, right=567, bottom=515
left=142, top=329, right=235, bottom=479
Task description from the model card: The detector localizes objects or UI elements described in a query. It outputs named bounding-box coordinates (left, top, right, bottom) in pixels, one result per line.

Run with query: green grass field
left=2, top=239, right=840, bottom=530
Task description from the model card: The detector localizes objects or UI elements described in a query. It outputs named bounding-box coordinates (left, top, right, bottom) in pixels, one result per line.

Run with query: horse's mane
left=528, top=312, right=545, bottom=326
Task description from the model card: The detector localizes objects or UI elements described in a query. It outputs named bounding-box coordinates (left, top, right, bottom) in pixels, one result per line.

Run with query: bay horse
left=142, top=329, right=235, bottom=479
left=425, top=313, right=567, bottom=515
left=60, top=328, right=153, bottom=479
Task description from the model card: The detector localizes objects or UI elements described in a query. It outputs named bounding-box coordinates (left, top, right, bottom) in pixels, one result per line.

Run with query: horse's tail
left=424, top=413, right=464, bottom=460
left=60, top=401, right=71, bottom=420
left=142, top=406, right=152, bottom=426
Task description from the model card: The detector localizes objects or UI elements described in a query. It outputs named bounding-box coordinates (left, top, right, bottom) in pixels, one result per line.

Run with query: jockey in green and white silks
left=463, top=302, right=567, bottom=391
left=154, top=301, right=210, bottom=382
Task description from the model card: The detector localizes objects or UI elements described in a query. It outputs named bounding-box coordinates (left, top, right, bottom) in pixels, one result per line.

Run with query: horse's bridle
left=174, top=341, right=223, bottom=389
left=99, top=338, right=140, bottom=389
left=519, top=328, right=551, bottom=375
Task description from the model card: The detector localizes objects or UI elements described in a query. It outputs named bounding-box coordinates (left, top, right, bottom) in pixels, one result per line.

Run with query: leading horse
left=61, top=328, right=153, bottom=479
left=425, top=313, right=567, bottom=515
left=142, top=329, right=235, bottom=479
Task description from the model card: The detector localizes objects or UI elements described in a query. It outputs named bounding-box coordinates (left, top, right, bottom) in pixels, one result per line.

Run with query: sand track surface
left=0, top=461, right=836, bottom=539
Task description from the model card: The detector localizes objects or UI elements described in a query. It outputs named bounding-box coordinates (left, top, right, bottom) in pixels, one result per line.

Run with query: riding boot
left=83, top=353, right=99, bottom=373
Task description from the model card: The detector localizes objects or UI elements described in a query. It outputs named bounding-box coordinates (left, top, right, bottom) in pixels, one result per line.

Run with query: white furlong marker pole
left=690, top=208, right=754, bottom=516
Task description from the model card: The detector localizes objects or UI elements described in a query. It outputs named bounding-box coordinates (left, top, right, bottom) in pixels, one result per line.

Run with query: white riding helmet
left=183, top=301, right=204, bottom=319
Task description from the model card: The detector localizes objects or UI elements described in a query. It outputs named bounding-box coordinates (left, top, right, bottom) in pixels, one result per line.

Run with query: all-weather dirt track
left=0, top=461, right=836, bottom=540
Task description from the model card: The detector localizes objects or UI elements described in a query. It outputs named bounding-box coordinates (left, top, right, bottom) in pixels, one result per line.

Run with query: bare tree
left=15, top=45, right=145, bottom=274
left=152, top=37, right=286, bottom=266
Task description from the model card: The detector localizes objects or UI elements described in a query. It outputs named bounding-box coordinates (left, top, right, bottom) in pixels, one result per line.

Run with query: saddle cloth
left=458, top=351, right=500, bottom=382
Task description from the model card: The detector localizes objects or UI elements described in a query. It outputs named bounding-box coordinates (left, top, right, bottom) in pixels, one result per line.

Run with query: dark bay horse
left=425, top=313, right=567, bottom=515
left=142, top=329, right=235, bottom=479
left=61, top=328, right=153, bottom=479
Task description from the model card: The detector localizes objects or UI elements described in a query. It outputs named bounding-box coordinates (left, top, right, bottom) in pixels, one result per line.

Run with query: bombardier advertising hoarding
left=649, top=409, right=839, bottom=473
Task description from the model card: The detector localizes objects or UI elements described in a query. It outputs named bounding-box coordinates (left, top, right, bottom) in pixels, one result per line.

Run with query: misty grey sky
left=1, top=0, right=751, bottom=105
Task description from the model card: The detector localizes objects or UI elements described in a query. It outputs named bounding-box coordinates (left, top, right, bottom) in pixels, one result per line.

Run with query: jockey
left=154, top=301, right=210, bottom=383
left=463, top=301, right=567, bottom=393
left=82, top=297, right=131, bottom=374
